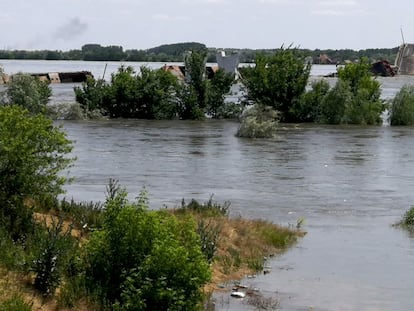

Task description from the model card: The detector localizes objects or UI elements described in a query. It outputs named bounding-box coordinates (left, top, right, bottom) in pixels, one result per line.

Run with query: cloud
left=311, top=0, right=364, bottom=16
left=257, top=0, right=303, bottom=4
left=152, top=14, right=190, bottom=21
left=53, top=17, right=88, bottom=41
left=317, top=0, right=357, bottom=6
left=179, top=0, right=226, bottom=4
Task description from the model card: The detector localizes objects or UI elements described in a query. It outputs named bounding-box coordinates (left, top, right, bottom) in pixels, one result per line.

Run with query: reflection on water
left=61, top=120, right=414, bottom=311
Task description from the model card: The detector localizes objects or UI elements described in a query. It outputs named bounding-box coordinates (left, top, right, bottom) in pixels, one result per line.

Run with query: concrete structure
left=216, top=51, right=240, bottom=78
left=395, top=44, right=414, bottom=75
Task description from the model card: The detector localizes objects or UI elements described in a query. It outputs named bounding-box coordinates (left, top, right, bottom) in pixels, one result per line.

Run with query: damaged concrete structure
left=395, top=43, right=414, bottom=75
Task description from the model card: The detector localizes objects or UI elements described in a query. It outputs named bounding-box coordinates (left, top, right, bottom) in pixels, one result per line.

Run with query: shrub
left=400, top=206, right=414, bottom=229
left=318, top=79, right=352, bottom=124
left=337, top=59, right=384, bottom=125
left=83, top=186, right=211, bottom=310
left=0, top=106, right=74, bottom=239
left=389, top=85, right=414, bottom=125
left=179, top=196, right=230, bottom=217
left=74, top=77, right=108, bottom=113
left=1, top=73, right=51, bottom=115
left=31, top=217, right=76, bottom=296
left=236, top=104, right=279, bottom=138
left=293, top=79, right=330, bottom=122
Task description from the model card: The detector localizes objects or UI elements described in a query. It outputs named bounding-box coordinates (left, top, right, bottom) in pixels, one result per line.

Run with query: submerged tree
left=388, top=85, right=414, bottom=125
left=240, top=47, right=311, bottom=122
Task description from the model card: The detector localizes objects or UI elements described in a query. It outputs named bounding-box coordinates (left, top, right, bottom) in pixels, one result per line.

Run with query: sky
left=0, top=0, right=412, bottom=51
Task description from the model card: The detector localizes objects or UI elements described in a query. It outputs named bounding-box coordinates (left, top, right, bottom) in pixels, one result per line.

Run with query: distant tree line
left=0, top=42, right=400, bottom=64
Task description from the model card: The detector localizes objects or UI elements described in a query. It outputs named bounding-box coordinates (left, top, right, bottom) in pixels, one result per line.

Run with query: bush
left=389, top=85, right=414, bottom=125
left=401, top=206, right=414, bottom=228
left=1, top=73, right=51, bottom=115
left=31, top=217, right=76, bottom=296
left=179, top=196, right=230, bottom=217
left=83, top=186, right=211, bottom=310
left=337, top=59, right=384, bottom=125
left=0, top=106, right=74, bottom=238
left=318, top=79, right=352, bottom=124
left=236, top=104, right=279, bottom=138
left=293, top=79, right=330, bottom=122
left=316, top=59, right=384, bottom=125
left=240, top=47, right=311, bottom=122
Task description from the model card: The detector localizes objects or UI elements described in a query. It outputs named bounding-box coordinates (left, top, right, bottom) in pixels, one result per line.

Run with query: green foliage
left=31, top=217, right=76, bottom=296
left=312, top=60, right=384, bottom=125
left=206, top=69, right=235, bottom=119
left=401, top=206, right=414, bottom=229
left=197, top=219, right=222, bottom=263
left=75, top=66, right=180, bottom=119
left=179, top=196, right=230, bottom=217
left=0, top=44, right=398, bottom=64
left=389, top=85, right=414, bottom=125
left=236, top=104, right=279, bottom=138
left=1, top=74, right=51, bottom=115
left=0, top=105, right=74, bottom=238
left=293, top=79, right=330, bottom=122
left=74, top=77, right=108, bottom=113
left=337, top=59, right=384, bottom=125
left=84, top=185, right=211, bottom=310
left=0, top=295, right=32, bottom=311
left=318, top=79, right=352, bottom=124
left=74, top=51, right=233, bottom=120
left=240, top=47, right=311, bottom=122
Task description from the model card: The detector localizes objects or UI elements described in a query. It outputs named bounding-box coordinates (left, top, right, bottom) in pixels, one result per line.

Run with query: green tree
left=293, top=79, right=330, bottom=122
left=0, top=106, right=74, bottom=238
left=318, top=80, right=352, bottom=124
left=84, top=186, right=211, bottom=310
left=240, top=47, right=311, bottom=122
left=75, top=66, right=180, bottom=119
left=206, top=69, right=235, bottom=119
left=1, top=73, right=51, bottom=115
left=182, top=50, right=209, bottom=119
left=389, top=85, right=414, bottom=125
left=326, top=59, right=384, bottom=125
left=74, top=77, right=108, bottom=113
left=134, top=66, right=180, bottom=119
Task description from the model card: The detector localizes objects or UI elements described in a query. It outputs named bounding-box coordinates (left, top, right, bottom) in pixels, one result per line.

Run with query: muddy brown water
left=3, top=60, right=414, bottom=310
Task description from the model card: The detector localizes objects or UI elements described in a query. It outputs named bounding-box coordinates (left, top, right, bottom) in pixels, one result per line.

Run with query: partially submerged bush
left=389, top=85, right=414, bottom=125
left=236, top=104, right=279, bottom=138
left=398, top=206, right=414, bottom=229
left=1, top=73, right=51, bottom=115
left=293, top=79, right=330, bottom=122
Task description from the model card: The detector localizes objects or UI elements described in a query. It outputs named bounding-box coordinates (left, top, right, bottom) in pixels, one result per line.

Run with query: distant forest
left=0, top=42, right=400, bottom=64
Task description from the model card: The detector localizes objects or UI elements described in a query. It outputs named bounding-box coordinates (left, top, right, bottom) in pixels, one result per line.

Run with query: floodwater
left=3, top=60, right=414, bottom=310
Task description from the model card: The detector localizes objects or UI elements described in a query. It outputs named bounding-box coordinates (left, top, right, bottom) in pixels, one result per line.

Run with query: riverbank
left=0, top=205, right=304, bottom=310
